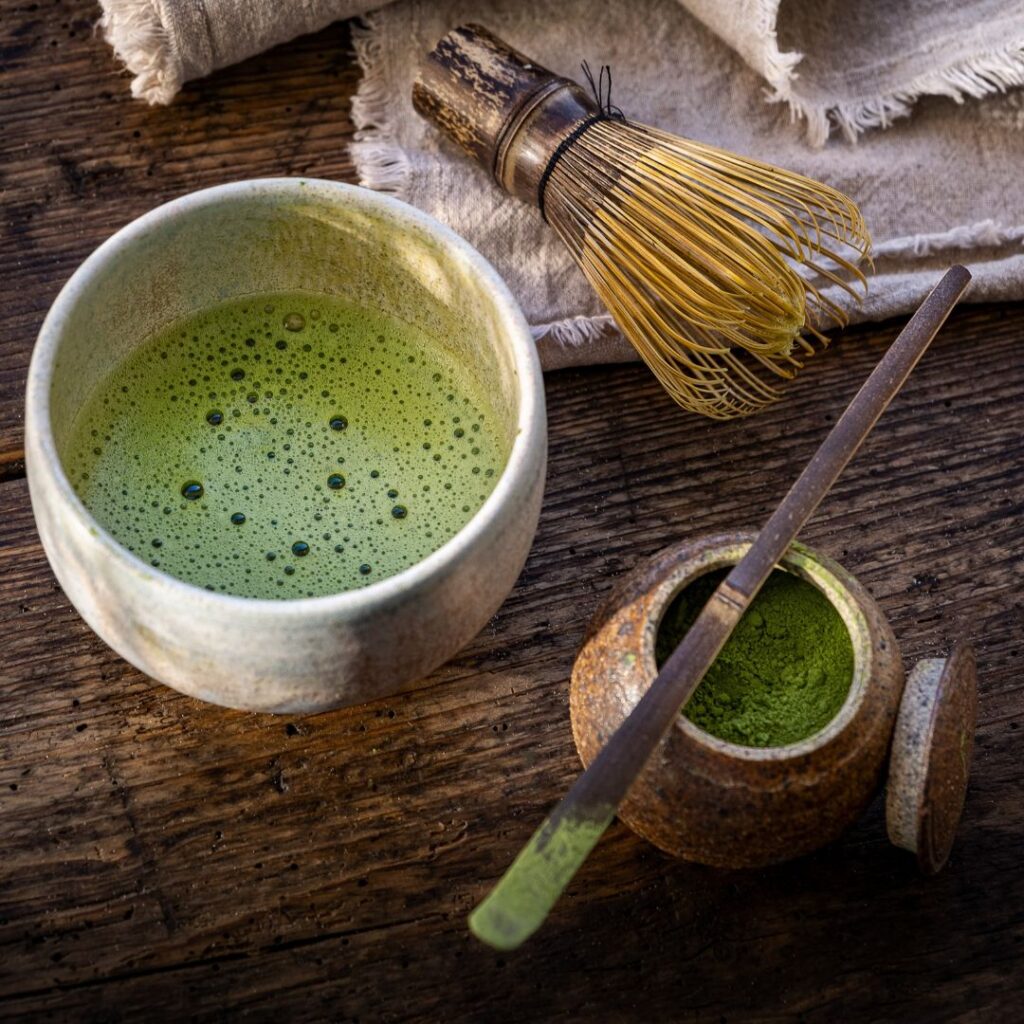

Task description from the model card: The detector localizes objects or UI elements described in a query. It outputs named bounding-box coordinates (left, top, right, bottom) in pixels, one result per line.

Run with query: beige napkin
left=684, top=0, right=1024, bottom=146
left=101, top=0, right=1024, bottom=367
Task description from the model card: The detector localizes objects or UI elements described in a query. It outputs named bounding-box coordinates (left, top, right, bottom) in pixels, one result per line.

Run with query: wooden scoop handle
left=469, top=265, right=973, bottom=951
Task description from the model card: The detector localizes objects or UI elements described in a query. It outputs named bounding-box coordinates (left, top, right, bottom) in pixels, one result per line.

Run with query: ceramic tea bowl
left=26, top=179, right=546, bottom=713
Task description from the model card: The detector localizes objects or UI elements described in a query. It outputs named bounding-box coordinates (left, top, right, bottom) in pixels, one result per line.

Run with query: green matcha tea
left=657, top=568, right=854, bottom=748
left=64, top=294, right=508, bottom=599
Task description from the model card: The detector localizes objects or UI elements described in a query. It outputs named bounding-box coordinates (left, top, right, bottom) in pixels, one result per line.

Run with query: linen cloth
left=100, top=0, right=1024, bottom=368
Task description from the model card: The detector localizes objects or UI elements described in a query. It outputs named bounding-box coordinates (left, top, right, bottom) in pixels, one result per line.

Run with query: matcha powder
left=656, top=568, right=855, bottom=748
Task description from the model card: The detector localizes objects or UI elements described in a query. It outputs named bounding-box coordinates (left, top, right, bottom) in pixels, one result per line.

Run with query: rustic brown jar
left=570, top=531, right=976, bottom=872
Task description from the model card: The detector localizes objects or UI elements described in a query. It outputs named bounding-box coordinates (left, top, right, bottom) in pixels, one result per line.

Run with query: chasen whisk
left=413, top=25, right=871, bottom=419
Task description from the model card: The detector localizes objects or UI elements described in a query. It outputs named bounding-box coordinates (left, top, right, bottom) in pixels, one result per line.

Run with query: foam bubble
left=65, top=293, right=508, bottom=599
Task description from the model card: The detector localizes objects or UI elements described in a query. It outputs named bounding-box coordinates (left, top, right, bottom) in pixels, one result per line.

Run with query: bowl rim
left=25, top=177, right=546, bottom=617
left=645, top=536, right=875, bottom=762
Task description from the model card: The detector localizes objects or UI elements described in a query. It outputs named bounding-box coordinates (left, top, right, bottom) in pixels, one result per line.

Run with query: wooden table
left=2, top=5, right=1022, bottom=1021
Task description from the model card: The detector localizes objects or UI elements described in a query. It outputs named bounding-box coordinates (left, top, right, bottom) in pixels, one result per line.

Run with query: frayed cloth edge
left=98, top=0, right=182, bottom=105
left=350, top=12, right=412, bottom=198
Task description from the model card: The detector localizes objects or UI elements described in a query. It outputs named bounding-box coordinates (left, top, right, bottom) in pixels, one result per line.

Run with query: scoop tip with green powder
left=469, top=810, right=613, bottom=951
left=657, top=568, right=854, bottom=748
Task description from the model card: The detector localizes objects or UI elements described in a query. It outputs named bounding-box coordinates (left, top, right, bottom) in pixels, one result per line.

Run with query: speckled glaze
left=26, top=179, right=547, bottom=713
left=570, top=532, right=905, bottom=869
left=886, top=643, right=977, bottom=874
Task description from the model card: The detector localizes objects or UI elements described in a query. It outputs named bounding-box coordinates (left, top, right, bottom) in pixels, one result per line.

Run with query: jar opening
left=656, top=567, right=855, bottom=748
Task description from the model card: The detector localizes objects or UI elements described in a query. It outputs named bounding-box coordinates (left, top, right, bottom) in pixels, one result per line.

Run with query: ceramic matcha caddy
left=25, top=179, right=547, bottom=713
left=571, top=531, right=977, bottom=873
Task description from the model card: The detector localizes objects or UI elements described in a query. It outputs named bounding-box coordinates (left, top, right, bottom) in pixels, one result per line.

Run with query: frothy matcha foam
left=64, top=294, right=508, bottom=599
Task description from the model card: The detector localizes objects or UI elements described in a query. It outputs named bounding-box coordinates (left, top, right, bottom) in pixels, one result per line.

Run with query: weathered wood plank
left=0, top=3, right=360, bottom=462
left=2, top=303, right=1023, bottom=1020
left=3, top=0, right=1023, bottom=1019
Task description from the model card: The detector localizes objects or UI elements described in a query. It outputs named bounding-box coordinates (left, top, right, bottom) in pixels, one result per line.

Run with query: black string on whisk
left=580, top=61, right=625, bottom=121
left=538, top=62, right=626, bottom=221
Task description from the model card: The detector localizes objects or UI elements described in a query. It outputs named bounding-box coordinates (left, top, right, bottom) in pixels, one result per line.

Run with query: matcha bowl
left=25, top=179, right=546, bottom=713
left=571, top=532, right=977, bottom=873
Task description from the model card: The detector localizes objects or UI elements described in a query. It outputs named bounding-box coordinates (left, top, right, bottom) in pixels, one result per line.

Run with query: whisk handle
left=413, top=24, right=597, bottom=202
left=414, top=24, right=557, bottom=171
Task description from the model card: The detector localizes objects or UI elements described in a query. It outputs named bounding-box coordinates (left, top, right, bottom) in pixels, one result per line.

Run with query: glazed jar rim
left=646, top=535, right=875, bottom=763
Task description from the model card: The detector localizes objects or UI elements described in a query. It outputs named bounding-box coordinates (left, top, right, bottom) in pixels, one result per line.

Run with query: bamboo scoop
left=471, top=265, right=972, bottom=951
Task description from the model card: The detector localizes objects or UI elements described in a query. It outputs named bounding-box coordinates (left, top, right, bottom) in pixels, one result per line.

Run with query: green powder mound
left=63, top=293, right=507, bottom=599
left=656, top=568, right=854, bottom=748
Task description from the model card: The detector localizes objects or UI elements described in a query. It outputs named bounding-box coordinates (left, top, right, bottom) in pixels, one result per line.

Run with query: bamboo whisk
left=413, top=25, right=871, bottom=419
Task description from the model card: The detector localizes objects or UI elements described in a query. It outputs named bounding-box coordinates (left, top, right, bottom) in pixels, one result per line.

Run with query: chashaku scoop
left=468, top=268, right=971, bottom=953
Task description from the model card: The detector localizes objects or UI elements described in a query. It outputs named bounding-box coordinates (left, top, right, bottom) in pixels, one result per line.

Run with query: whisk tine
left=413, top=24, right=872, bottom=419
left=536, top=118, right=869, bottom=415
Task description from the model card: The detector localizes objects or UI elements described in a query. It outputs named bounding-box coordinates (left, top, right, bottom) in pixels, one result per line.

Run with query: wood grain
left=2, top=1, right=1023, bottom=1021
left=0, top=2, right=359, bottom=463
left=3, top=305, right=1024, bottom=1021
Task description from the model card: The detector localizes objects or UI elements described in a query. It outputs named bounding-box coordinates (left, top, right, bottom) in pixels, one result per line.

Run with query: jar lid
left=886, top=641, right=977, bottom=874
